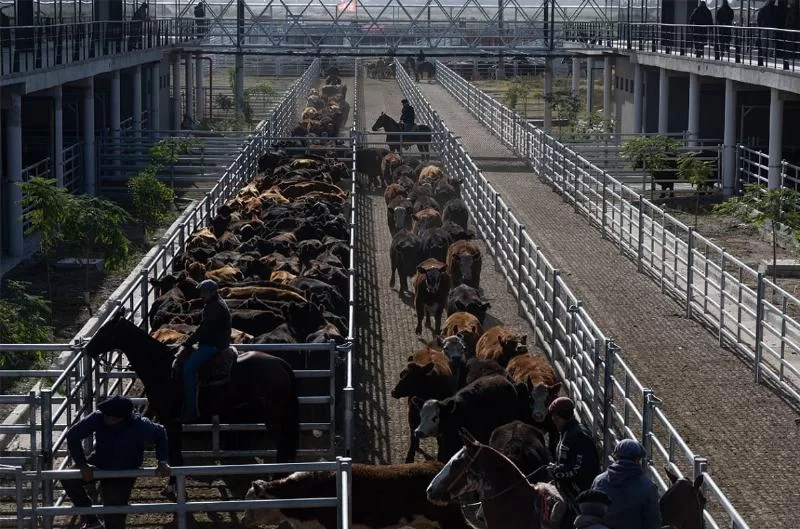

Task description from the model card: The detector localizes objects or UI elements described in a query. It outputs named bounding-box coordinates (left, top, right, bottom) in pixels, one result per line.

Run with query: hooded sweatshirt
left=574, top=501, right=611, bottom=529
left=591, top=459, right=661, bottom=529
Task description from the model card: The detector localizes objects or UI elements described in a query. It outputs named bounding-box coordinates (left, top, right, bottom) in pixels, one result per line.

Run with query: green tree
left=20, top=177, right=73, bottom=303
left=677, top=151, right=716, bottom=227
left=0, top=280, right=53, bottom=386
left=541, top=90, right=581, bottom=131
left=621, top=135, right=682, bottom=198
left=63, top=195, right=132, bottom=302
left=713, top=183, right=800, bottom=283
left=502, top=78, right=530, bottom=113
left=149, top=136, right=199, bottom=188
left=128, top=167, right=176, bottom=237
left=215, top=93, right=233, bottom=117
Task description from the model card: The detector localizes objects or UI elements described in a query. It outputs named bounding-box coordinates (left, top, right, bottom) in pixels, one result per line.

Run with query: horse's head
left=660, top=466, right=706, bottom=529
left=83, top=306, right=127, bottom=360
left=426, top=429, right=483, bottom=504
left=371, top=112, right=387, bottom=132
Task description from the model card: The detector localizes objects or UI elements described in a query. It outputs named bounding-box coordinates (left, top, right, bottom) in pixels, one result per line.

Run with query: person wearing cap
left=547, top=396, right=601, bottom=528
left=179, top=278, right=232, bottom=422
left=63, top=395, right=170, bottom=529
left=400, top=99, right=415, bottom=132
left=591, top=438, right=661, bottom=529
left=574, top=489, right=612, bottom=529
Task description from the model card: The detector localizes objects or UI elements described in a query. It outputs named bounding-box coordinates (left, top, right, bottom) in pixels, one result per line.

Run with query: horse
left=660, top=466, right=706, bottom=529
left=83, top=308, right=301, bottom=473
left=426, top=428, right=560, bottom=529
left=371, top=112, right=432, bottom=159
left=417, top=61, right=436, bottom=82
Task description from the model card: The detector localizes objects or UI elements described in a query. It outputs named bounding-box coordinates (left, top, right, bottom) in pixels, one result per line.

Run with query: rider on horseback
left=178, top=279, right=232, bottom=422
left=400, top=99, right=415, bottom=132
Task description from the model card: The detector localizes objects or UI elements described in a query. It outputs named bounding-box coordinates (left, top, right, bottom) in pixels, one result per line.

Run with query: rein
left=449, top=447, right=550, bottom=507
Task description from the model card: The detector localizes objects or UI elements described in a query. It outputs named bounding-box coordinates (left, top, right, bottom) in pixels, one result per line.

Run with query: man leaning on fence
left=63, top=395, right=171, bottom=529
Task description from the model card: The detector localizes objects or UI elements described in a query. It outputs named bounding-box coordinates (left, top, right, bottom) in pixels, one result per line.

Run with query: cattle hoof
left=415, top=326, right=422, bottom=335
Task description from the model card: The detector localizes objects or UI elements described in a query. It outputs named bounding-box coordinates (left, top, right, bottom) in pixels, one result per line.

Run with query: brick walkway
left=352, top=78, right=535, bottom=466
left=415, top=81, right=799, bottom=529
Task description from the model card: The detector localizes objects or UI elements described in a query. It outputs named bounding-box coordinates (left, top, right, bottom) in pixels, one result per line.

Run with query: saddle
left=199, top=346, right=238, bottom=387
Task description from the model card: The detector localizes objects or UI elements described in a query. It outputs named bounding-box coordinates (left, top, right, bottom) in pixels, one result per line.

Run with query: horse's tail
left=277, top=365, right=300, bottom=462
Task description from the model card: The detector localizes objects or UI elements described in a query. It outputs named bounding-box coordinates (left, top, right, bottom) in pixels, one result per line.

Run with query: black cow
left=447, top=284, right=491, bottom=323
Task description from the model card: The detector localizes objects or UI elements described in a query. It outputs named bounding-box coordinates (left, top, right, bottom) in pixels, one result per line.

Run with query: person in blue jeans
left=179, top=279, right=232, bottom=422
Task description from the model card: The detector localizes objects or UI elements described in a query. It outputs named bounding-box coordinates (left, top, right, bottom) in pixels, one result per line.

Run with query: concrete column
left=133, top=65, right=142, bottom=137
left=111, top=71, right=121, bottom=175
left=571, top=57, right=580, bottom=95
left=234, top=53, right=245, bottom=121
left=688, top=73, right=700, bottom=146
left=52, top=86, right=64, bottom=188
left=658, top=68, right=669, bottom=134
left=83, top=78, right=96, bottom=195
left=185, top=54, right=194, bottom=122
left=172, top=55, right=181, bottom=129
left=603, top=56, right=612, bottom=127
left=6, top=92, right=23, bottom=257
left=195, top=54, right=205, bottom=122
left=722, top=80, right=737, bottom=196
left=768, top=87, right=783, bottom=188
left=151, top=62, right=161, bottom=133
left=586, top=57, right=594, bottom=113
left=544, top=58, right=553, bottom=132
left=633, top=63, right=643, bottom=134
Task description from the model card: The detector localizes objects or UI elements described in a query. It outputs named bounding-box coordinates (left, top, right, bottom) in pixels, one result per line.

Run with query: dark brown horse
left=426, top=428, right=559, bottom=529
left=660, top=466, right=706, bottom=529
left=371, top=112, right=432, bottom=159
left=83, top=308, right=300, bottom=471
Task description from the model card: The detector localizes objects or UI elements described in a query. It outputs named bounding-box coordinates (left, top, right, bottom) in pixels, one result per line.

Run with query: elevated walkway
left=416, top=80, right=799, bottom=529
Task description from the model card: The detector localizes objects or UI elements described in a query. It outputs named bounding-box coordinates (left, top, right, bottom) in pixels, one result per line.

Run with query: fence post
left=637, top=195, right=645, bottom=273
left=140, top=269, right=149, bottom=332
left=685, top=227, right=695, bottom=318
left=176, top=474, right=187, bottom=529
left=591, top=337, right=603, bottom=442
left=640, top=389, right=658, bottom=470
left=602, top=340, right=618, bottom=467
left=41, top=389, right=54, bottom=529
left=551, top=269, right=561, bottom=354
left=14, top=467, right=24, bottom=529
left=692, top=456, right=708, bottom=482
left=754, top=272, right=765, bottom=384
left=719, top=250, right=727, bottom=346
left=517, top=224, right=526, bottom=317
left=493, top=192, right=501, bottom=268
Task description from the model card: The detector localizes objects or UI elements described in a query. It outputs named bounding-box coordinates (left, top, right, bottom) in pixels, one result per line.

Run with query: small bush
left=128, top=168, right=176, bottom=237
left=0, top=280, right=53, bottom=375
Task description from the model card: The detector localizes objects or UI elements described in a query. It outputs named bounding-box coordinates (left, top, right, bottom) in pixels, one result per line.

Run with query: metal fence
left=737, top=144, right=800, bottom=193
left=0, top=59, right=366, bottom=525
left=399, top=58, right=750, bottom=529
left=0, top=18, right=199, bottom=78
left=435, top=57, right=800, bottom=408
left=5, top=459, right=352, bottom=529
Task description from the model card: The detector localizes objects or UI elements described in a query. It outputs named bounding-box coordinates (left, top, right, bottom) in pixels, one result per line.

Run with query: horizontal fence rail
left=402, top=58, right=751, bottom=529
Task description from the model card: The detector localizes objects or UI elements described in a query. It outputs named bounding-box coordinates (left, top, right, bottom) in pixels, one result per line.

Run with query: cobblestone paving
left=415, top=81, right=799, bottom=529
left=352, top=78, right=535, bottom=466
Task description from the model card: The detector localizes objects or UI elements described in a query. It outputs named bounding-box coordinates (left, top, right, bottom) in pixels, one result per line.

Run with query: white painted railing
left=397, top=59, right=750, bottom=529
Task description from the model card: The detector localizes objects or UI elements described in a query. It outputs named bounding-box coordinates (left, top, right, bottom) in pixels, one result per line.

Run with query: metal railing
left=402, top=58, right=750, bottom=529
left=0, top=18, right=199, bottom=78
left=13, top=459, right=353, bottom=529
left=564, top=21, right=800, bottom=74
left=0, top=59, right=330, bottom=473
left=20, top=142, right=83, bottom=231
left=737, top=144, right=800, bottom=193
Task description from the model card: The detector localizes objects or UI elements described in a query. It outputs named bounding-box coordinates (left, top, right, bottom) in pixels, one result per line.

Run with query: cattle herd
left=132, top=77, right=577, bottom=529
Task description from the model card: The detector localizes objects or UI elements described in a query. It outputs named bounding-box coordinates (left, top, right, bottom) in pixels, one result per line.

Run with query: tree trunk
left=772, top=224, right=778, bottom=283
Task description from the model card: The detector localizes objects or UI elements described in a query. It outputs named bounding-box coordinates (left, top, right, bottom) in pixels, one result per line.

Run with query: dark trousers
left=61, top=472, right=135, bottom=529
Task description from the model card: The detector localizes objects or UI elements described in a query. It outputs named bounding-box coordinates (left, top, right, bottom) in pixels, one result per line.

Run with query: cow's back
left=451, top=375, right=522, bottom=442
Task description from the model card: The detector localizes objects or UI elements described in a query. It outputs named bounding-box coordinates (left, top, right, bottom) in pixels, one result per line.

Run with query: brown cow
left=269, top=271, right=297, bottom=284
left=243, top=460, right=472, bottom=529
left=219, top=286, right=307, bottom=304
left=413, top=258, right=450, bottom=335
left=440, top=311, right=483, bottom=369
left=418, top=164, right=444, bottom=184
left=475, top=325, right=528, bottom=367
left=391, top=342, right=457, bottom=463
left=205, top=264, right=244, bottom=283
left=186, top=227, right=216, bottom=249
left=381, top=152, right=403, bottom=187
left=412, top=207, right=442, bottom=234
left=383, top=183, right=406, bottom=205
left=506, top=354, right=561, bottom=454
left=446, top=240, right=482, bottom=289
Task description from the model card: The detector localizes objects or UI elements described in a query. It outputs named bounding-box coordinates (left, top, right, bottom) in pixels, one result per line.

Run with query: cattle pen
left=0, top=54, right=791, bottom=529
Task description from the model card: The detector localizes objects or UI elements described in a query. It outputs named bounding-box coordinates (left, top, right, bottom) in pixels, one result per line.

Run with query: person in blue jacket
left=591, top=439, right=661, bottom=529
left=63, top=395, right=171, bottom=529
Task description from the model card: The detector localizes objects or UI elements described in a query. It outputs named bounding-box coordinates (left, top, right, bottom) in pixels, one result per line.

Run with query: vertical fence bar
left=754, top=273, right=765, bottom=383
left=140, top=269, right=149, bottom=332
left=602, top=340, right=617, bottom=465
left=517, top=224, right=526, bottom=317
left=637, top=195, right=645, bottom=272
left=686, top=227, right=695, bottom=318
left=41, top=389, right=53, bottom=529
left=551, top=270, right=562, bottom=352
left=177, top=474, right=187, bottom=529
left=641, top=389, right=656, bottom=470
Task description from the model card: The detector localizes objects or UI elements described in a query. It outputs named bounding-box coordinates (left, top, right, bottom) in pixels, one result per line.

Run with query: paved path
left=415, top=80, right=799, bottom=529
left=352, top=78, right=535, bottom=465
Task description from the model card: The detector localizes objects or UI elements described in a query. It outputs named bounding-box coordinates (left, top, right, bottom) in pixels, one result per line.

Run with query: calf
left=243, top=460, right=471, bottom=529
left=446, top=240, right=482, bottom=289
left=389, top=228, right=423, bottom=296
left=442, top=198, right=469, bottom=229
left=412, top=208, right=442, bottom=234
left=506, top=354, right=561, bottom=455
left=381, top=152, right=403, bottom=188
left=420, top=227, right=453, bottom=262
left=447, top=284, right=491, bottom=323
left=392, top=344, right=457, bottom=463
left=383, top=183, right=406, bottom=205
left=441, top=311, right=483, bottom=362
left=475, top=325, right=528, bottom=367
left=387, top=197, right=413, bottom=235
left=413, top=374, right=528, bottom=455
left=413, top=258, right=450, bottom=335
